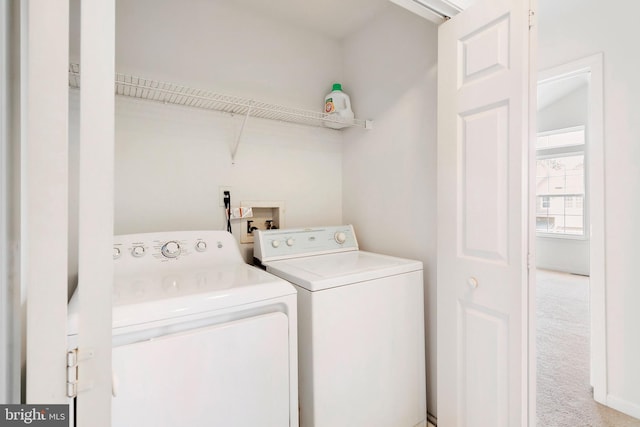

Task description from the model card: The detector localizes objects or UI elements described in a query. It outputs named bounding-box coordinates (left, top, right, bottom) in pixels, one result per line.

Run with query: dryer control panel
left=112, top=230, right=243, bottom=276
left=254, top=225, right=358, bottom=262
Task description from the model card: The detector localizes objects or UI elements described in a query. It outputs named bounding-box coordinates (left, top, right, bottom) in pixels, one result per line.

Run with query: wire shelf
left=68, top=63, right=371, bottom=130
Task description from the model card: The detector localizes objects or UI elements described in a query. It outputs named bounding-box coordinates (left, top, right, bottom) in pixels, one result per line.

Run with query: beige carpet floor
left=536, top=269, right=640, bottom=426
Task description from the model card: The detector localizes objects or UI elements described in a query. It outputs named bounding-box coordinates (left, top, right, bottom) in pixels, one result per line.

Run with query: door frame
left=75, top=0, right=115, bottom=425
left=532, top=53, right=606, bottom=404
left=22, top=0, right=71, bottom=403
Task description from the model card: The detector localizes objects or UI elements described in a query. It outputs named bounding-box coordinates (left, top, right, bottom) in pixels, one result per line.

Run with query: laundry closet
left=0, top=0, right=442, bottom=424
left=65, top=0, right=439, bottom=422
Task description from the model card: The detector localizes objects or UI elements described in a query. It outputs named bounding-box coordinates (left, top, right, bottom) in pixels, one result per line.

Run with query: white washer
left=67, top=230, right=298, bottom=427
left=254, top=225, right=427, bottom=427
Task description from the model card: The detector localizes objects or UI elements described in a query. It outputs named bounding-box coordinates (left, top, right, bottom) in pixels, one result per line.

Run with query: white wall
left=114, top=0, right=341, bottom=112
left=113, top=0, right=345, bottom=261
left=342, top=5, right=438, bottom=419
left=111, top=99, right=343, bottom=261
left=68, top=0, right=346, bottom=281
left=539, top=0, right=640, bottom=417
left=536, top=237, right=588, bottom=275
left=536, top=85, right=589, bottom=275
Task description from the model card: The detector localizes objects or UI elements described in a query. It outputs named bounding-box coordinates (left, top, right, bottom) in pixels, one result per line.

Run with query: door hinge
left=66, top=349, right=78, bottom=398
left=529, top=9, right=536, bottom=28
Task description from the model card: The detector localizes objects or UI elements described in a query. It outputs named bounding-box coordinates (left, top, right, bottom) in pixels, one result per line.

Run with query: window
left=536, top=127, right=586, bottom=237
left=540, top=196, right=550, bottom=209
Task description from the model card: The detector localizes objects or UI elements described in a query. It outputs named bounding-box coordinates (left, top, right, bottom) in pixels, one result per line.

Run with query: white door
left=437, top=0, right=534, bottom=425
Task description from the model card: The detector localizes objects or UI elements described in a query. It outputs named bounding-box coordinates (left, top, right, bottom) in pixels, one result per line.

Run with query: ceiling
left=222, top=0, right=477, bottom=39
left=230, top=0, right=393, bottom=40
left=538, top=73, right=589, bottom=111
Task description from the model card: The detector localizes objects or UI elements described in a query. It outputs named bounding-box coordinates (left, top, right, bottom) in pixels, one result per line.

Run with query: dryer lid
left=67, top=263, right=294, bottom=337
left=264, top=250, right=422, bottom=292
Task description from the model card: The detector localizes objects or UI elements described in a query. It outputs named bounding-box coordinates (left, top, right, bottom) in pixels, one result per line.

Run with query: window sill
left=536, top=233, right=588, bottom=241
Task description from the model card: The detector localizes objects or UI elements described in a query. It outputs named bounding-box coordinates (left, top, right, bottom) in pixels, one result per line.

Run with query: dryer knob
left=286, top=238, right=294, bottom=247
left=195, top=240, right=207, bottom=252
left=161, top=241, right=181, bottom=258
left=334, top=232, right=347, bottom=244
left=131, top=246, right=146, bottom=257
left=271, top=240, right=281, bottom=248
left=113, top=247, right=121, bottom=259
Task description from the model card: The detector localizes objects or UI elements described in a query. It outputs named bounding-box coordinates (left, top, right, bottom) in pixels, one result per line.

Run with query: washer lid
left=264, top=251, right=423, bottom=292
left=67, top=263, right=295, bottom=337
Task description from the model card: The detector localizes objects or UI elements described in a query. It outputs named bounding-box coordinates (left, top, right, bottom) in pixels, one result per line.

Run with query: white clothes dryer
left=67, top=230, right=298, bottom=427
left=254, top=225, right=426, bottom=427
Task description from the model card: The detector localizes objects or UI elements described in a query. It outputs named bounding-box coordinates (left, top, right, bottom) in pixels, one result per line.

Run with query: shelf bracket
left=231, top=102, right=253, bottom=164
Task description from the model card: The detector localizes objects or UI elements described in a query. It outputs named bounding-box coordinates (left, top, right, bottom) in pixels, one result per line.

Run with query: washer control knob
left=161, top=241, right=181, bottom=258
left=334, top=232, right=347, bottom=244
left=195, top=240, right=207, bottom=252
left=131, top=246, right=146, bottom=257
left=286, top=238, right=294, bottom=247
left=113, top=247, right=121, bottom=259
left=271, top=240, right=281, bottom=248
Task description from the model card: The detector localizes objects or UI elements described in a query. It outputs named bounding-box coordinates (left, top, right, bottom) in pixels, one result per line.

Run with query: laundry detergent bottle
left=324, top=83, right=354, bottom=129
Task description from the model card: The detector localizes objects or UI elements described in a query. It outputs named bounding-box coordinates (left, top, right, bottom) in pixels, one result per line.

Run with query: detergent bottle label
left=325, top=98, right=335, bottom=113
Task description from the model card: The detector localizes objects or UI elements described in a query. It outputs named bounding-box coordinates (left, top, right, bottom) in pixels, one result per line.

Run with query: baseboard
left=607, top=394, right=640, bottom=420
left=412, top=418, right=434, bottom=427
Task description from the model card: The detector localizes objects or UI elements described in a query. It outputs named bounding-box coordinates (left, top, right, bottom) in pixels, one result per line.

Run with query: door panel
left=437, top=0, right=532, bottom=425
left=460, top=14, right=510, bottom=85
left=459, top=302, right=508, bottom=427
left=460, top=102, right=509, bottom=262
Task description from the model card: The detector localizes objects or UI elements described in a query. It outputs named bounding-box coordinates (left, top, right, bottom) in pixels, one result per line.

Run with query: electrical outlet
left=219, top=186, right=232, bottom=207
